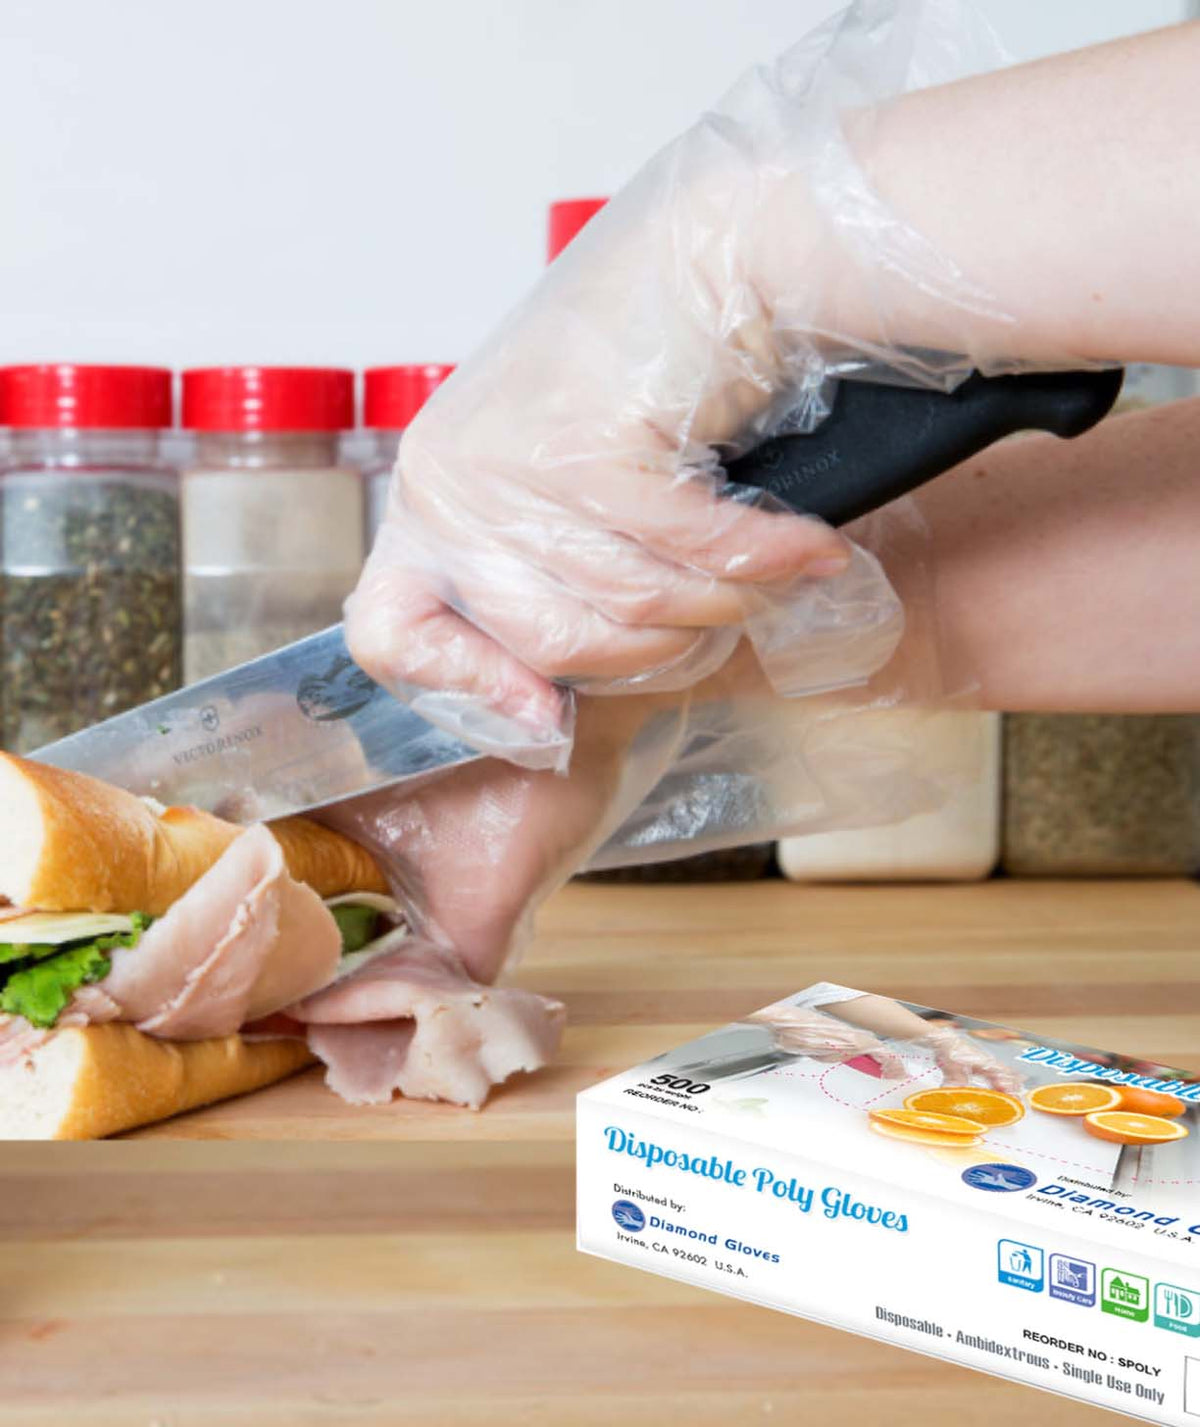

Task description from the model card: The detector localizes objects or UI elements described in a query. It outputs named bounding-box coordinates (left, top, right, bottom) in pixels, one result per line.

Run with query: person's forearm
left=763, top=23, right=1200, bottom=369
left=822, top=995, right=934, bottom=1041
left=908, top=398, right=1200, bottom=711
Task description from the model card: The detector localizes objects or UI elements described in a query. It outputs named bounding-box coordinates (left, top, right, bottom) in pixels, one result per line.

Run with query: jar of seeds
left=0, top=364, right=181, bottom=754
left=360, top=364, right=454, bottom=545
left=180, top=367, right=362, bottom=683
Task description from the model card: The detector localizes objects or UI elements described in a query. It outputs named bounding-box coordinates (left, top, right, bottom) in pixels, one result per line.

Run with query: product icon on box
left=1102, top=1268, right=1150, bottom=1322
left=998, top=1239, right=1044, bottom=1292
left=1156, top=1285, right=1200, bottom=1338
left=1049, top=1254, right=1097, bottom=1307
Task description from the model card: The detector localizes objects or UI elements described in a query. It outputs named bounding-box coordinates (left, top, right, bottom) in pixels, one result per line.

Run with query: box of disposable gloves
left=577, top=982, right=1200, bottom=1425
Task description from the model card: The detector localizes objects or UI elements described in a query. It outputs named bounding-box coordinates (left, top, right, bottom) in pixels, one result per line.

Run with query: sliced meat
left=61, top=985, right=122, bottom=1025
left=0, top=1012, right=48, bottom=1067
left=0, top=978, right=122, bottom=1068
left=289, top=936, right=566, bottom=1109
left=102, top=824, right=341, bottom=1040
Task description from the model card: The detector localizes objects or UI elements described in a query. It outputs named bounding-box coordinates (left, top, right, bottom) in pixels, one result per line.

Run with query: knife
left=33, top=366, right=1124, bottom=819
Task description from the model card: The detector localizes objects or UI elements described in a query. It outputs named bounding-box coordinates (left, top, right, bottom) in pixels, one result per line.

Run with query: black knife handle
left=723, top=367, right=1124, bottom=527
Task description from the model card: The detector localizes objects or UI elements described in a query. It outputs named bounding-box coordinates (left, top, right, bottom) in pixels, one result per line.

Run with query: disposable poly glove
left=318, top=639, right=974, bottom=983
left=315, top=690, right=686, bottom=983
left=747, top=1007, right=910, bottom=1077
left=346, top=0, right=1035, bottom=774
left=915, top=1023, right=1026, bottom=1095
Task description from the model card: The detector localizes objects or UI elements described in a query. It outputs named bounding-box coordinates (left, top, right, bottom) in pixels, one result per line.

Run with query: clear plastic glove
left=748, top=1007, right=909, bottom=1077
left=318, top=640, right=974, bottom=981
left=347, top=0, right=1035, bottom=774
left=915, top=1023, right=1025, bottom=1095
left=314, top=692, right=687, bottom=983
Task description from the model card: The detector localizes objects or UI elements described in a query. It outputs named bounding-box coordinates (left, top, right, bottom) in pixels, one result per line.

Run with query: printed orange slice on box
left=1082, top=1112, right=1190, bottom=1146
left=1113, top=1086, right=1186, bottom=1118
left=869, top=1108, right=985, bottom=1139
left=870, top=1121, right=984, bottom=1149
left=1027, top=1083, right=1123, bottom=1116
left=904, top=1087, right=1025, bottom=1128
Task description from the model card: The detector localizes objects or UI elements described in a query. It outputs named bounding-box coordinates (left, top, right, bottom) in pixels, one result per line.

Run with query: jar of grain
left=0, top=364, right=181, bottom=753
left=180, top=366, right=362, bottom=682
left=361, top=364, right=454, bottom=545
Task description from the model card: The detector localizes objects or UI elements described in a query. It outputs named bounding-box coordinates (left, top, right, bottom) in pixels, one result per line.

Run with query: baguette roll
left=0, top=752, right=388, bottom=915
left=0, top=1023, right=314, bottom=1140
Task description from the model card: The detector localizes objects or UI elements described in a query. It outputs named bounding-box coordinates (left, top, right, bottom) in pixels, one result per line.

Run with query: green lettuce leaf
left=330, top=903, right=381, bottom=955
left=0, top=915, right=151, bottom=1030
left=0, top=941, right=58, bottom=966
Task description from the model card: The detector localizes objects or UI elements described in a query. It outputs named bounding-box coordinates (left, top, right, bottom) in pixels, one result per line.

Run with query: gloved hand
left=315, top=690, right=686, bottom=982
left=915, top=1023, right=1025, bottom=1095
left=748, top=1006, right=909, bottom=1076
left=346, top=0, right=1028, bottom=774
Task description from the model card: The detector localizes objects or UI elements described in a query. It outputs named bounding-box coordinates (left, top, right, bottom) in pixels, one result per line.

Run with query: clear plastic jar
left=361, top=364, right=454, bottom=545
left=780, top=712, right=1001, bottom=882
left=0, top=364, right=180, bottom=754
left=180, top=367, right=362, bottom=683
left=1003, top=715, right=1200, bottom=876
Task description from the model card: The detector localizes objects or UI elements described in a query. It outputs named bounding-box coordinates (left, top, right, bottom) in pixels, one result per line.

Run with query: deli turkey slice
left=288, top=933, right=567, bottom=1109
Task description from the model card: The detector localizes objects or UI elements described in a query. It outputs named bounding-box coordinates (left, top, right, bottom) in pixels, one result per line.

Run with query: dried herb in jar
left=0, top=477, right=182, bottom=753
left=1003, top=714, right=1200, bottom=877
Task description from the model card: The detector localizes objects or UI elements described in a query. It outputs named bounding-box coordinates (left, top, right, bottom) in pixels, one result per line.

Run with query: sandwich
left=0, top=753, right=565, bottom=1139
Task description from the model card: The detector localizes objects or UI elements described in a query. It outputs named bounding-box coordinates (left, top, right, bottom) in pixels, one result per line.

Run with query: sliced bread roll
left=0, top=752, right=388, bottom=914
left=0, top=1023, right=315, bottom=1140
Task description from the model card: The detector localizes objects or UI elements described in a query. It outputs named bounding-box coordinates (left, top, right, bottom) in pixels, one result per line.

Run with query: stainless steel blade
left=32, top=624, right=482, bottom=820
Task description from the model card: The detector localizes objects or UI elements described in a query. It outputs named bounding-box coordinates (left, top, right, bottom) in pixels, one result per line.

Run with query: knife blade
left=33, top=624, right=478, bottom=820
left=32, top=366, right=1123, bottom=818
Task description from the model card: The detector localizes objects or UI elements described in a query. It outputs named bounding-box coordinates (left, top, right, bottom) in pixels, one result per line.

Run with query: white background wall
left=0, top=0, right=1189, bottom=374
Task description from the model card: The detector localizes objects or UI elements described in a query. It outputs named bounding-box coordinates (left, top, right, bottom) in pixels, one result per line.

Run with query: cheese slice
left=323, top=893, right=401, bottom=916
left=0, top=911, right=138, bottom=945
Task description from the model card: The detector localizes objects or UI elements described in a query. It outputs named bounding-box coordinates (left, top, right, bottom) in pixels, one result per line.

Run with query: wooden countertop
left=3, top=879, right=1197, bottom=1423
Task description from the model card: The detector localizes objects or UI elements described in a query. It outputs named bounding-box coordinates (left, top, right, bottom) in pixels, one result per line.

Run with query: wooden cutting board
left=2, top=878, right=1196, bottom=1424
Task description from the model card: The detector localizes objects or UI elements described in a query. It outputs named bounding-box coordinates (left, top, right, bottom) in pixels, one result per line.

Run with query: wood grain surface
left=2, top=879, right=1196, bottom=1424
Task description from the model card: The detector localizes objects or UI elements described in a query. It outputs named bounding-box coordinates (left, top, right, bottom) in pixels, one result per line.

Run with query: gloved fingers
left=450, top=559, right=714, bottom=683
left=345, top=559, right=567, bottom=738
left=521, top=451, right=853, bottom=586
left=871, top=1045, right=911, bottom=1080
left=404, top=442, right=853, bottom=627
left=474, top=515, right=757, bottom=632
left=978, top=1063, right=1025, bottom=1096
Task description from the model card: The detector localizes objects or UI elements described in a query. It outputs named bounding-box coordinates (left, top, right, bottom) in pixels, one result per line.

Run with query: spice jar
left=779, top=712, right=1002, bottom=882
left=547, top=197, right=607, bottom=262
left=1003, top=715, right=1200, bottom=876
left=180, top=367, right=362, bottom=682
left=0, top=364, right=181, bottom=754
left=361, top=364, right=454, bottom=545
left=1003, top=367, right=1200, bottom=878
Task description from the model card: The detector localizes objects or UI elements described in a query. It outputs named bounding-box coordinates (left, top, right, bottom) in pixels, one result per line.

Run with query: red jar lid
left=2, top=364, right=172, bottom=429
left=547, top=198, right=607, bottom=263
left=182, top=366, right=354, bottom=432
left=363, top=364, right=455, bottom=429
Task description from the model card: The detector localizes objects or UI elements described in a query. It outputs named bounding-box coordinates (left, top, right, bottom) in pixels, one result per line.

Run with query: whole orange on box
left=1113, top=1085, right=1186, bottom=1118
